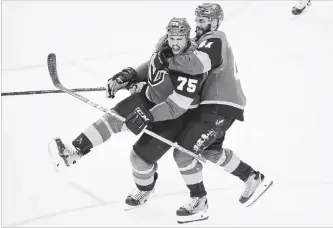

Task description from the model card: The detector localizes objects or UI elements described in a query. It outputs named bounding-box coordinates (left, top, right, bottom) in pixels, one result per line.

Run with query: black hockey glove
left=106, top=67, right=138, bottom=99
left=158, top=42, right=173, bottom=66
left=125, top=105, right=154, bottom=135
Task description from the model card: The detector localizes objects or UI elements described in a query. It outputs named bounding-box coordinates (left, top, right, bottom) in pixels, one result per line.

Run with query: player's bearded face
left=195, top=16, right=211, bottom=38
left=167, top=35, right=187, bottom=55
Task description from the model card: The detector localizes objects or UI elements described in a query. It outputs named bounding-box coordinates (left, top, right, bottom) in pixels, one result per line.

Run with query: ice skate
left=292, top=0, right=311, bottom=15
left=48, top=138, right=82, bottom=171
left=176, top=196, right=209, bottom=224
left=124, top=188, right=155, bottom=211
left=239, top=170, right=273, bottom=207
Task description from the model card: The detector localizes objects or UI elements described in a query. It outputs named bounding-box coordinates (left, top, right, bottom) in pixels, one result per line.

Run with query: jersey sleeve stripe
left=169, top=90, right=194, bottom=110
left=200, top=100, right=245, bottom=109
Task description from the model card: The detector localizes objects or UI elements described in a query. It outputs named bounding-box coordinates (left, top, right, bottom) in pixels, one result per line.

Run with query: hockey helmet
left=166, top=17, right=191, bottom=37
left=195, top=3, right=224, bottom=22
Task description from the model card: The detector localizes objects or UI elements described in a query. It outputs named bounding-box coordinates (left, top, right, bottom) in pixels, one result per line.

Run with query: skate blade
left=124, top=202, right=148, bottom=211
left=124, top=204, right=137, bottom=211
left=244, top=178, right=273, bottom=207
left=177, top=211, right=209, bottom=224
left=48, top=140, right=67, bottom=172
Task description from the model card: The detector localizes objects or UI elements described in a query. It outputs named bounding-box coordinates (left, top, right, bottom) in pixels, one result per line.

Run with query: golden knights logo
left=148, top=53, right=167, bottom=86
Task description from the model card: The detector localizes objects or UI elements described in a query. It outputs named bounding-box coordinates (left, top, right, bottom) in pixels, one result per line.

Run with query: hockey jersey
left=196, top=30, right=246, bottom=121
left=135, top=39, right=212, bottom=122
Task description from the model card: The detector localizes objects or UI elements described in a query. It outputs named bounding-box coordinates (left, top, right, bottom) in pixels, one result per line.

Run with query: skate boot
left=176, top=196, right=209, bottom=224
left=292, top=0, right=311, bottom=15
left=48, top=138, right=82, bottom=171
left=239, top=170, right=273, bottom=207
left=124, top=188, right=155, bottom=211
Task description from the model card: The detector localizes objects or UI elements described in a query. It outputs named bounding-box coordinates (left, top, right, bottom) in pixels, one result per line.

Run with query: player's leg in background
left=203, top=122, right=255, bottom=184
left=292, top=0, right=312, bottom=15
left=201, top=118, right=273, bottom=207
left=48, top=88, right=154, bottom=169
left=125, top=117, right=186, bottom=209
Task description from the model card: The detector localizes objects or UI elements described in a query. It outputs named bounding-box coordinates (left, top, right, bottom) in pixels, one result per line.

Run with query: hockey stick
left=47, top=53, right=206, bottom=163
left=1, top=87, right=105, bottom=96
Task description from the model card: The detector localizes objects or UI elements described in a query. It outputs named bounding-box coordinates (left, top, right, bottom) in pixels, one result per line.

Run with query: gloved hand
left=106, top=67, right=138, bottom=98
left=154, top=34, right=168, bottom=52
left=128, top=81, right=147, bottom=95
left=125, top=105, right=154, bottom=135
left=155, top=34, right=173, bottom=66
left=158, top=41, right=173, bottom=66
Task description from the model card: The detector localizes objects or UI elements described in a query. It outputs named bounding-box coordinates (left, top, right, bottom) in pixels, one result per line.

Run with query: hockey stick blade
left=47, top=53, right=61, bottom=87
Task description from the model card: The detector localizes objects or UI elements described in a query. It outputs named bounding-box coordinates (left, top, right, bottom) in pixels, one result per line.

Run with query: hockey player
left=170, top=3, right=273, bottom=223
left=292, top=0, right=312, bottom=15
left=48, top=17, right=210, bottom=172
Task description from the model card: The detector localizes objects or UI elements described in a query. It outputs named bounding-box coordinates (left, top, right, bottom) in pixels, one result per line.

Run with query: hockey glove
left=158, top=44, right=173, bottom=66
left=125, top=105, right=154, bottom=135
left=128, top=81, right=147, bottom=95
left=154, top=35, right=173, bottom=66
left=155, top=34, right=168, bottom=52
left=106, top=67, right=138, bottom=99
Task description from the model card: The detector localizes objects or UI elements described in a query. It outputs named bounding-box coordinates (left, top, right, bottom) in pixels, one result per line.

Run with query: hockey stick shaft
left=1, top=87, right=105, bottom=96
left=47, top=53, right=206, bottom=163
left=56, top=83, right=206, bottom=163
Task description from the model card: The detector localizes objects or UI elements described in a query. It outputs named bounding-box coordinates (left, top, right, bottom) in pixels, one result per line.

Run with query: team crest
left=148, top=53, right=167, bottom=86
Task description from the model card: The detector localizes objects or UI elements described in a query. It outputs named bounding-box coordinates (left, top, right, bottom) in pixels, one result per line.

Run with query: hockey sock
left=71, top=112, right=125, bottom=155
left=202, top=148, right=254, bottom=182
left=230, top=161, right=254, bottom=182
left=176, top=158, right=207, bottom=197
left=219, top=149, right=254, bottom=182
left=133, top=169, right=158, bottom=191
left=188, top=181, right=207, bottom=198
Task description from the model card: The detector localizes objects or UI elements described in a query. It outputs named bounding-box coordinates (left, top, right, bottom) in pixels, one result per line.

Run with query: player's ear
left=211, top=19, right=219, bottom=30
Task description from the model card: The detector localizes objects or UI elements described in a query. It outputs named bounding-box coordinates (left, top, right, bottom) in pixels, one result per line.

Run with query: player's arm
left=149, top=71, right=204, bottom=122
left=168, top=38, right=223, bottom=75
left=135, top=60, right=149, bottom=81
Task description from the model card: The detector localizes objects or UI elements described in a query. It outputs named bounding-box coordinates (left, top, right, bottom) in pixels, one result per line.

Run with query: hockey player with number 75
left=48, top=16, right=212, bottom=193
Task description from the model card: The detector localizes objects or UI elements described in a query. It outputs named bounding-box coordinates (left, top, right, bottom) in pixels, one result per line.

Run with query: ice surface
left=2, top=1, right=333, bottom=227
